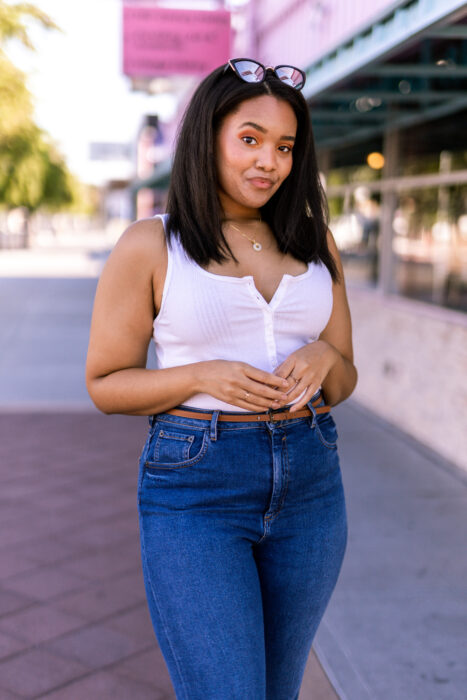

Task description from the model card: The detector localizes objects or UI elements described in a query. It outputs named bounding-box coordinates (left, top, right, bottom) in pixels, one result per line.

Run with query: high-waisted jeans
left=137, top=392, right=347, bottom=700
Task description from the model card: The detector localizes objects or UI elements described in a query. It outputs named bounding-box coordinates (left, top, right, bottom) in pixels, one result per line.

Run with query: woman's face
left=215, top=95, right=297, bottom=218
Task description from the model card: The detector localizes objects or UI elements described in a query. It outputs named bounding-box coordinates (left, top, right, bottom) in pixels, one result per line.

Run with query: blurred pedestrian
left=86, top=58, right=357, bottom=699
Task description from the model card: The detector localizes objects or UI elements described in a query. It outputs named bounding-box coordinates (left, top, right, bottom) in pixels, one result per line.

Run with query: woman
left=86, top=58, right=357, bottom=700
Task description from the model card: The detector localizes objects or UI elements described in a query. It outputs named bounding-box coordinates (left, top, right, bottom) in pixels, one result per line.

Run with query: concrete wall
left=347, top=286, right=467, bottom=471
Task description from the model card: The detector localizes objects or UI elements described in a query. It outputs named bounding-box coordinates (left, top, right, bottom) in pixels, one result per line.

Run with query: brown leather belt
left=165, top=396, right=330, bottom=423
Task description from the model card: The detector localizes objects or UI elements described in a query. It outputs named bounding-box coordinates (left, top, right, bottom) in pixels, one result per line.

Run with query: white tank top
left=152, top=213, right=333, bottom=411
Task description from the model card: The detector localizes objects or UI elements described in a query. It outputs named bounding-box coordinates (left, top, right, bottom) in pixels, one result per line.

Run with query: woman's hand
left=195, top=360, right=292, bottom=412
left=272, top=341, right=339, bottom=412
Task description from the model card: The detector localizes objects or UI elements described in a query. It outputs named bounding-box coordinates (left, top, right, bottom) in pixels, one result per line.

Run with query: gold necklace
left=228, top=221, right=263, bottom=252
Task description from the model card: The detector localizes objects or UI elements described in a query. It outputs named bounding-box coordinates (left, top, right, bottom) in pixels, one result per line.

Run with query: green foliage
left=0, top=1, right=59, bottom=134
left=64, top=180, right=100, bottom=216
left=328, top=196, right=344, bottom=219
left=0, top=53, right=33, bottom=133
left=0, top=1, right=59, bottom=49
left=0, top=125, right=75, bottom=212
left=0, top=2, right=83, bottom=215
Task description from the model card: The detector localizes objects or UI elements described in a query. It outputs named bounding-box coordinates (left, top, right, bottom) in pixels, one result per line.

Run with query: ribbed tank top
left=152, top=213, right=333, bottom=411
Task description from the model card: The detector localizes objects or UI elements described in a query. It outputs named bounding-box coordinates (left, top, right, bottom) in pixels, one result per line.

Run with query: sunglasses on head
left=224, top=58, right=306, bottom=91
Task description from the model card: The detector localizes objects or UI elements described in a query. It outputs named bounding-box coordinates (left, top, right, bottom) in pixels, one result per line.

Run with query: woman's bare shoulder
left=114, top=216, right=166, bottom=257
left=104, top=216, right=168, bottom=281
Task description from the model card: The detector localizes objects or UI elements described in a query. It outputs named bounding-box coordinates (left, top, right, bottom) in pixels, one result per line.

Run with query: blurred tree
left=0, top=126, right=72, bottom=208
left=0, top=124, right=77, bottom=243
left=0, top=53, right=32, bottom=133
left=0, top=2, right=89, bottom=244
left=0, top=1, right=56, bottom=44
left=0, top=1, right=58, bottom=134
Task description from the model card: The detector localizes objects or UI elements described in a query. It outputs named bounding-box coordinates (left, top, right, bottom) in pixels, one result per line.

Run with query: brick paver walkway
left=0, top=412, right=337, bottom=699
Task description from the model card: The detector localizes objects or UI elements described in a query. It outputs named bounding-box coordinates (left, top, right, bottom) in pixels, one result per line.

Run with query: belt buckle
left=267, top=407, right=277, bottom=423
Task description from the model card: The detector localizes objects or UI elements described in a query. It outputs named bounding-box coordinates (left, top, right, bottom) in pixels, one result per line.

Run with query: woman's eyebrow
left=238, top=121, right=296, bottom=141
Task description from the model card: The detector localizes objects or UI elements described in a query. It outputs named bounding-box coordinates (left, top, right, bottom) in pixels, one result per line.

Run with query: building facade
left=246, top=0, right=467, bottom=470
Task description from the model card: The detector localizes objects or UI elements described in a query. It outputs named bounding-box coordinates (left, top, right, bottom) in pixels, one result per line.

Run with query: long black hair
left=165, top=63, right=339, bottom=283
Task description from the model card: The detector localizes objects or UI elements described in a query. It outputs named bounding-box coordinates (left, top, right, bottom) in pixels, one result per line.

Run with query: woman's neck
left=223, top=215, right=262, bottom=222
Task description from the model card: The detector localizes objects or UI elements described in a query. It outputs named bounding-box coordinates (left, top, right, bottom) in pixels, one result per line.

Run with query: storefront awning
left=304, top=0, right=467, bottom=150
left=130, top=158, right=172, bottom=193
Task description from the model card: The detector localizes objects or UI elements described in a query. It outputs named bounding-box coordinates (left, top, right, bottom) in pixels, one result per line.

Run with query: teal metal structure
left=303, top=0, right=467, bottom=149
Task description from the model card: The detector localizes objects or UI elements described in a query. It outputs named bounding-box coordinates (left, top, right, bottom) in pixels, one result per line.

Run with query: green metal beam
left=302, top=0, right=467, bottom=99
left=313, top=125, right=359, bottom=136
left=425, top=25, right=467, bottom=38
left=311, top=109, right=390, bottom=121
left=312, top=90, right=466, bottom=103
left=130, top=158, right=172, bottom=193
left=360, top=64, right=467, bottom=77
left=315, top=96, right=467, bottom=149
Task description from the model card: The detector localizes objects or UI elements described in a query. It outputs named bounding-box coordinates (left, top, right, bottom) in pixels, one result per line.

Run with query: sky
left=8, top=0, right=232, bottom=184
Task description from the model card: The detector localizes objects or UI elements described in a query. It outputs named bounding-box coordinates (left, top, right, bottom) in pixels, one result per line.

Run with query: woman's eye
left=279, top=145, right=293, bottom=153
left=241, top=136, right=257, bottom=145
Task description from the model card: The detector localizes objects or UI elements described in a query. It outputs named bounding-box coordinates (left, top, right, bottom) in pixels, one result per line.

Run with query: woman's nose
left=255, top=147, right=277, bottom=171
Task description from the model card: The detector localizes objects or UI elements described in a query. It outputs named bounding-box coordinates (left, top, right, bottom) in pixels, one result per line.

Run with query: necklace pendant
left=253, top=242, right=262, bottom=251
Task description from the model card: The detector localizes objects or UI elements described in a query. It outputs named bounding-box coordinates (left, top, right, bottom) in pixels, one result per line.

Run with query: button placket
left=263, top=308, right=278, bottom=370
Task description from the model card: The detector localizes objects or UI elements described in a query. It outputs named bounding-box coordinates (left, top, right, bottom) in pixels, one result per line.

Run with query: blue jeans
left=137, top=392, right=347, bottom=700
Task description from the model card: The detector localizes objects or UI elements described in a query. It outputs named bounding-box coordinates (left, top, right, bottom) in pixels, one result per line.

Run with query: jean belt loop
left=210, top=410, right=220, bottom=441
left=305, top=399, right=317, bottom=430
left=149, top=414, right=157, bottom=429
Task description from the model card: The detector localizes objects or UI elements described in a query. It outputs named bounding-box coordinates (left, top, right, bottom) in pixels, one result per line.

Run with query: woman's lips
left=248, top=178, right=274, bottom=189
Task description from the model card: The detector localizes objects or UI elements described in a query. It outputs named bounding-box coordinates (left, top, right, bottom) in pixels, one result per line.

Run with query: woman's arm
left=86, top=218, right=290, bottom=415
left=85, top=217, right=190, bottom=415
left=271, top=229, right=357, bottom=408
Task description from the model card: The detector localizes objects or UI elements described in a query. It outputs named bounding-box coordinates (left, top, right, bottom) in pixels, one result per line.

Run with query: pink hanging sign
left=123, top=4, right=231, bottom=78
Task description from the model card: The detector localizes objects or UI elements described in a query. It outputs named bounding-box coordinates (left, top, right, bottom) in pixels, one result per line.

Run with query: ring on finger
left=290, top=374, right=299, bottom=384
left=244, top=391, right=251, bottom=400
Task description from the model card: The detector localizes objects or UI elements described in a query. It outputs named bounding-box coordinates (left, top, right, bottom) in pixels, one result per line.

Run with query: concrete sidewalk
left=317, top=401, right=467, bottom=700
left=0, top=411, right=337, bottom=699
left=1, top=242, right=466, bottom=698
left=1, top=406, right=465, bottom=699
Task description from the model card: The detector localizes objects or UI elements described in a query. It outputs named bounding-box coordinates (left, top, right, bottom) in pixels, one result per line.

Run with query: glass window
left=392, top=185, right=467, bottom=312
left=329, top=186, right=381, bottom=288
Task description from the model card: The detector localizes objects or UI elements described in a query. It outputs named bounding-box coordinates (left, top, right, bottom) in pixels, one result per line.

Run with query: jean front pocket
left=314, top=413, right=338, bottom=450
left=145, top=423, right=209, bottom=470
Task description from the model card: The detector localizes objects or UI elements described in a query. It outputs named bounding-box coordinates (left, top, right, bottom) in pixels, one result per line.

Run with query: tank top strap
left=155, top=213, right=192, bottom=270
left=152, top=213, right=187, bottom=323
left=154, top=214, right=189, bottom=278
